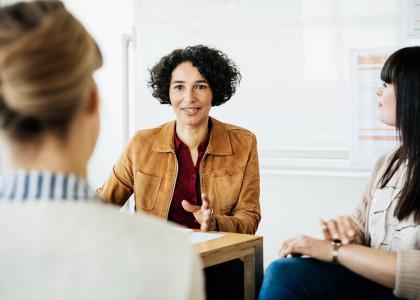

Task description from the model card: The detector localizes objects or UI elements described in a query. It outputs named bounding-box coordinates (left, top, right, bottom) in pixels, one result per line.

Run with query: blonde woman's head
left=0, top=0, right=102, bottom=143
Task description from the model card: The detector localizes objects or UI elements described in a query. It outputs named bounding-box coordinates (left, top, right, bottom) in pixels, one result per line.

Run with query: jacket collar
left=152, top=117, right=232, bottom=155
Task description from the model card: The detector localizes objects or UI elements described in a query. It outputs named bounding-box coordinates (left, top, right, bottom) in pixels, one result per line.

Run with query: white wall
left=63, top=0, right=370, bottom=268
left=63, top=0, right=135, bottom=187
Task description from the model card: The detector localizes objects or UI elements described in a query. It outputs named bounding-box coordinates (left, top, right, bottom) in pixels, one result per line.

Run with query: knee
left=264, top=258, right=300, bottom=284
left=260, top=258, right=310, bottom=299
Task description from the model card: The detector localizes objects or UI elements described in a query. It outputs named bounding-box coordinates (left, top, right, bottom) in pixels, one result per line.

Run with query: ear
left=86, top=81, right=99, bottom=115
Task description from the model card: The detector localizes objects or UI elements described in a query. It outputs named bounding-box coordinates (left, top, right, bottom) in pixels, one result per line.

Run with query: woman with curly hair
left=99, top=45, right=261, bottom=234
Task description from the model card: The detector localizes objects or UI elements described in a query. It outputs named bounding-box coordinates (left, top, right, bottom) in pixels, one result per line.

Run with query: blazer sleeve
left=97, top=139, right=135, bottom=206
left=394, top=249, right=420, bottom=299
left=215, top=135, right=261, bottom=234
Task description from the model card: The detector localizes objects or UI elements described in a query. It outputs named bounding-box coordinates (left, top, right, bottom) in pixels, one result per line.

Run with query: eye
left=173, top=85, right=184, bottom=91
left=195, top=84, right=207, bottom=90
left=382, top=82, right=387, bottom=88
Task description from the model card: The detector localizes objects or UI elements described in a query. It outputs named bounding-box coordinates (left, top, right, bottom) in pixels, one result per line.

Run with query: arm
left=215, top=135, right=261, bottom=234
left=337, top=244, right=396, bottom=288
left=97, top=139, right=134, bottom=206
left=338, top=245, right=420, bottom=299
left=279, top=236, right=395, bottom=287
left=280, top=237, right=420, bottom=299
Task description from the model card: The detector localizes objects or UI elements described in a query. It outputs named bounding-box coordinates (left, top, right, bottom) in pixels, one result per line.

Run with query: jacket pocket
left=213, top=171, right=244, bottom=214
left=134, top=170, right=161, bottom=210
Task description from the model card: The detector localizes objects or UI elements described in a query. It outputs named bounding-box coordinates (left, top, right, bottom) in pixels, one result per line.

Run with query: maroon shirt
left=168, top=127, right=211, bottom=229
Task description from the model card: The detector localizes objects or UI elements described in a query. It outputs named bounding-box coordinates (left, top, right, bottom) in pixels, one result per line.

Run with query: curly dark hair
left=148, top=45, right=241, bottom=106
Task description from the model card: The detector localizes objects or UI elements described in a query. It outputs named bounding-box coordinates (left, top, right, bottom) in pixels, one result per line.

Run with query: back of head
left=0, top=0, right=102, bottom=143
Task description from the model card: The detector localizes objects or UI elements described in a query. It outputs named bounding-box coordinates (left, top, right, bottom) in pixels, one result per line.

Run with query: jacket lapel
left=206, top=117, right=232, bottom=156
left=152, top=120, right=176, bottom=153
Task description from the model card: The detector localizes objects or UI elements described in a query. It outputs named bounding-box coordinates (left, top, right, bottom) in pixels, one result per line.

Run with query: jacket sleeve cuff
left=394, top=249, right=420, bottom=299
left=214, top=215, right=235, bottom=232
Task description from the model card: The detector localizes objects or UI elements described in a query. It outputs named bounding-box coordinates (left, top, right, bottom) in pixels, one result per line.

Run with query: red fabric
left=168, top=127, right=211, bottom=229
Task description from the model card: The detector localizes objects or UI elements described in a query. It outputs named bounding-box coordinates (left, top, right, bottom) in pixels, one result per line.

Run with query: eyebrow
left=170, top=80, right=208, bottom=84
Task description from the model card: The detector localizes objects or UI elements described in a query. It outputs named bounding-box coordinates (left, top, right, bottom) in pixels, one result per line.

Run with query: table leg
left=255, top=244, right=264, bottom=297
left=242, top=254, right=255, bottom=300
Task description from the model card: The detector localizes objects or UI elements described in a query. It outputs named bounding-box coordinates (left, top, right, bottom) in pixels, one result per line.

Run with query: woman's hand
left=278, top=235, right=333, bottom=262
left=320, top=216, right=357, bottom=244
left=182, top=193, right=216, bottom=231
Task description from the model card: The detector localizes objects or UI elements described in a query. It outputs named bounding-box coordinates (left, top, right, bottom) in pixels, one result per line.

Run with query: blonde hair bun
left=0, top=0, right=102, bottom=139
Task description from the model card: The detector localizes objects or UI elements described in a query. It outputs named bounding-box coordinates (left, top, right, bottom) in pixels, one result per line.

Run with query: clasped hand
left=278, top=216, right=358, bottom=262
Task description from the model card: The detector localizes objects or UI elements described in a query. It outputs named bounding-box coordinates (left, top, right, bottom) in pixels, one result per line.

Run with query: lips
left=181, top=107, right=200, bottom=116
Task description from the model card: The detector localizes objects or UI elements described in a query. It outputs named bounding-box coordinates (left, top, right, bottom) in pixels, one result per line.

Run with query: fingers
left=320, top=219, right=332, bottom=240
left=278, top=240, right=291, bottom=258
left=200, top=209, right=211, bottom=231
left=343, top=217, right=356, bottom=239
left=323, top=216, right=357, bottom=244
left=200, top=206, right=215, bottom=232
left=181, top=200, right=201, bottom=213
left=278, top=236, right=304, bottom=258
left=201, top=199, right=209, bottom=210
left=336, top=216, right=348, bottom=244
left=327, top=219, right=340, bottom=240
left=201, top=193, right=210, bottom=209
left=200, top=193, right=215, bottom=232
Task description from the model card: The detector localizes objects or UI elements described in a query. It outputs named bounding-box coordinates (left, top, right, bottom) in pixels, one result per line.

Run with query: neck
left=4, top=135, right=87, bottom=179
left=176, top=117, right=209, bottom=150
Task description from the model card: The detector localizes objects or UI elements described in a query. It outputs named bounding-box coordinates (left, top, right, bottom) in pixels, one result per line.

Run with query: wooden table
left=194, top=232, right=263, bottom=300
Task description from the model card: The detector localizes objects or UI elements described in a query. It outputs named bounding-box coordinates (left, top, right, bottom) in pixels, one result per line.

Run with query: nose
left=183, top=87, right=196, bottom=103
left=376, top=86, right=383, bottom=96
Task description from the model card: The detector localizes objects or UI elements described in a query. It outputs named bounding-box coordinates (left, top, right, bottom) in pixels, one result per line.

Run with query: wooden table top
left=194, top=231, right=262, bottom=266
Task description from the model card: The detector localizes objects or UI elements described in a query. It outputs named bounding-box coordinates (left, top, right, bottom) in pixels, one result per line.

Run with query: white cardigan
left=0, top=171, right=204, bottom=300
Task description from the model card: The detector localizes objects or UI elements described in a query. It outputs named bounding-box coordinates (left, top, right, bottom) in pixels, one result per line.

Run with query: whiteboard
left=132, top=0, right=408, bottom=166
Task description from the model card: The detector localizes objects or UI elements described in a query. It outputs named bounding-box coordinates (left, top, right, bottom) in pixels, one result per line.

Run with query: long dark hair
left=379, top=46, right=420, bottom=222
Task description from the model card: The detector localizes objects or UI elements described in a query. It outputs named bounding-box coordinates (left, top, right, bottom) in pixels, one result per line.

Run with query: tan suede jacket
left=98, top=117, right=261, bottom=234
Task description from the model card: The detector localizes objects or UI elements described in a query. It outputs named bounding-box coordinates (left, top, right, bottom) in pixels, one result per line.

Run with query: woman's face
left=169, top=61, right=213, bottom=128
left=377, top=82, right=397, bottom=126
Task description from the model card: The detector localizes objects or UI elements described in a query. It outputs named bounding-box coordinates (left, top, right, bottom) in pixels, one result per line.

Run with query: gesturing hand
left=320, top=216, right=357, bottom=244
left=181, top=193, right=216, bottom=232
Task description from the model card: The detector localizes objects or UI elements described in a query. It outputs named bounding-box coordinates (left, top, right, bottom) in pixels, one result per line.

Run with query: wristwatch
left=331, top=239, right=342, bottom=264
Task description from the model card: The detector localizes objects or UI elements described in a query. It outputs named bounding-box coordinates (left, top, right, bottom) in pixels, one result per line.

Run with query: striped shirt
left=0, top=170, right=101, bottom=203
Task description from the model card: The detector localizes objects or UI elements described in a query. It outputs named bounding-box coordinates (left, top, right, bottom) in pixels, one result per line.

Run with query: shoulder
left=365, top=148, right=399, bottom=195
left=213, top=118, right=257, bottom=144
left=130, top=121, right=173, bottom=143
left=125, top=120, right=175, bottom=151
left=371, top=148, right=398, bottom=179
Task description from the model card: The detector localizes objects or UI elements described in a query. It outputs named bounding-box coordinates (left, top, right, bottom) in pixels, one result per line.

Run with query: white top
left=368, top=163, right=420, bottom=251
left=0, top=170, right=204, bottom=300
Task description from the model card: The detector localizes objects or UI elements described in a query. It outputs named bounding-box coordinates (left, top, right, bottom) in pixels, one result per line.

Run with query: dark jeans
left=259, top=257, right=406, bottom=300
